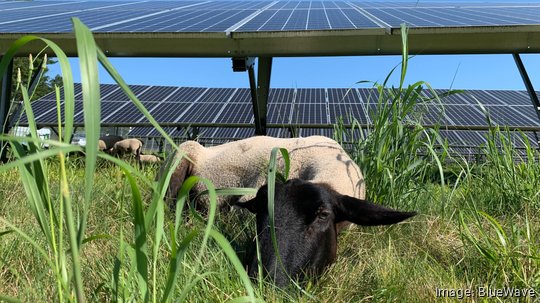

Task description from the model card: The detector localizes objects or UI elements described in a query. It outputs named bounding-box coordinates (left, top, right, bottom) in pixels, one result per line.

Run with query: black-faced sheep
left=163, top=135, right=416, bottom=287
left=111, top=138, right=143, bottom=157
left=239, top=179, right=416, bottom=287
left=99, top=135, right=123, bottom=153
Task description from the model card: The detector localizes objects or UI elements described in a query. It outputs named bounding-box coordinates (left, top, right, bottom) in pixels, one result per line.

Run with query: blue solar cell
left=137, top=86, right=179, bottom=101
left=300, top=128, right=334, bottom=137
left=185, top=10, right=255, bottom=32
left=102, top=101, right=143, bottom=123
left=229, top=89, right=251, bottom=103
left=167, top=87, right=208, bottom=102
left=269, top=89, right=295, bottom=103
left=291, top=103, right=328, bottom=124
left=295, top=88, right=326, bottom=103
left=36, top=101, right=84, bottom=124
left=178, top=102, right=226, bottom=123
left=104, top=85, right=150, bottom=101
left=268, top=103, right=292, bottom=123
left=463, top=90, right=506, bottom=105
left=238, top=10, right=277, bottom=31
left=17, top=100, right=57, bottom=124
left=128, top=127, right=154, bottom=137
left=140, top=102, right=190, bottom=123
left=310, top=2, right=325, bottom=9
left=307, top=9, right=331, bottom=30
left=357, top=88, right=381, bottom=103
left=329, top=103, right=368, bottom=124
left=250, top=10, right=295, bottom=31
left=216, top=103, right=254, bottom=123
left=197, top=88, right=237, bottom=103
left=274, top=1, right=303, bottom=9
left=327, top=88, right=362, bottom=103
left=494, top=90, right=534, bottom=105
left=486, top=106, right=540, bottom=126
left=282, top=9, right=308, bottom=30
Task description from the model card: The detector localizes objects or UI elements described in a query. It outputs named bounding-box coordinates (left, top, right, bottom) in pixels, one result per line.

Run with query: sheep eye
left=317, top=210, right=330, bottom=220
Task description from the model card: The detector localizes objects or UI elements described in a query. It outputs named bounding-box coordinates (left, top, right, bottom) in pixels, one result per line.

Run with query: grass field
left=1, top=141, right=539, bottom=302
left=0, top=20, right=539, bottom=302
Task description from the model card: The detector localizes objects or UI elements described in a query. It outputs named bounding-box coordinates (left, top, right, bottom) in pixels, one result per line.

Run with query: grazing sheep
left=99, top=135, right=123, bottom=153
left=111, top=138, right=143, bottom=157
left=98, top=139, right=107, bottom=151
left=165, top=136, right=365, bottom=207
left=138, top=154, right=161, bottom=164
left=163, top=135, right=416, bottom=287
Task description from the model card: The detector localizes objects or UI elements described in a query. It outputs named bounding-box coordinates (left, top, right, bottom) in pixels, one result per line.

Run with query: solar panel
left=329, top=103, right=368, bottom=124
left=215, top=103, right=254, bottom=124
left=167, top=87, right=209, bottom=102
left=291, top=103, right=328, bottom=124
left=39, top=83, right=83, bottom=101
left=102, top=101, right=143, bottom=123
left=268, top=103, right=292, bottom=124
left=104, top=85, right=151, bottom=102
left=269, top=89, right=295, bottom=103
left=136, top=86, right=179, bottom=102
left=142, top=102, right=192, bottom=123
left=178, top=102, right=226, bottom=123
left=36, top=101, right=84, bottom=124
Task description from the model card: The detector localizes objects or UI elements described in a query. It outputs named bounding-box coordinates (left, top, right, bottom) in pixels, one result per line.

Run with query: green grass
left=1, top=20, right=539, bottom=302
left=1, top=158, right=539, bottom=302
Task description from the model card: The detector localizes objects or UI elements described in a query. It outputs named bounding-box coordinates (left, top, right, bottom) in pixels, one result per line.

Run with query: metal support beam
left=234, top=56, right=272, bottom=135
left=246, top=64, right=263, bottom=134
left=256, top=57, right=272, bottom=136
left=513, top=53, right=540, bottom=121
left=0, top=58, right=13, bottom=163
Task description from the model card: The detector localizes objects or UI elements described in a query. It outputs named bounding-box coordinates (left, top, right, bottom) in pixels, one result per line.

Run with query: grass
left=1, top=20, right=540, bottom=302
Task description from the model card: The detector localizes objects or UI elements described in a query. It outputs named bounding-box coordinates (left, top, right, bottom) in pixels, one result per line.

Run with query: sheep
left=99, top=135, right=123, bottom=153
left=137, top=154, right=161, bottom=164
left=163, top=135, right=416, bottom=287
left=111, top=138, right=143, bottom=157
left=164, top=136, right=365, bottom=208
left=98, top=139, right=107, bottom=151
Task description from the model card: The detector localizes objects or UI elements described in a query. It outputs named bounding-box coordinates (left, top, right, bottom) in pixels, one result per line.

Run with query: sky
left=47, top=0, right=540, bottom=91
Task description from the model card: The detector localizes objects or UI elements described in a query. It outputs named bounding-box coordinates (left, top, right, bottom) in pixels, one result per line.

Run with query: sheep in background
left=111, top=138, right=143, bottom=157
left=98, top=139, right=107, bottom=151
left=137, top=154, right=161, bottom=164
left=99, top=135, right=123, bottom=153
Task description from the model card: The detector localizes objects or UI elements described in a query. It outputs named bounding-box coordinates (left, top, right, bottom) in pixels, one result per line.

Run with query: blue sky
left=49, top=54, right=540, bottom=90
left=47, top=0, right=540, bottom=91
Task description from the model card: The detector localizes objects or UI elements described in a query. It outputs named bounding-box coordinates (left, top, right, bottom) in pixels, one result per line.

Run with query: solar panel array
left=14, top=83, right=540, bottom=155
left=2, top=1, right=540, bottom=34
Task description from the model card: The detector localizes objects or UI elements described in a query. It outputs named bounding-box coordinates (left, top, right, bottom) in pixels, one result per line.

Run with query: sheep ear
left=235, top=185, right=268, bottom=214
left=334, top=195, right=417, bottom=226
left=235, top=198, right=258, bottom=214
left=165, top=156, right=192, bottom=202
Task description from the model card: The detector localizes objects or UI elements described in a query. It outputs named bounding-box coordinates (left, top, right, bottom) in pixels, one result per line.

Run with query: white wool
left=171, top=136, right=365, bottom=206
left=139, top=154, right=161, bottom=163
left=113, top=138, right=143, bottom=156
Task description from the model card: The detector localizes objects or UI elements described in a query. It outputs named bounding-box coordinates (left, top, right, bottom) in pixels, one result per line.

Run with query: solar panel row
left=127, top=126, right=539, bottom=157
left=20, top=86, right=540, bottom=129
left=2, top=1, right=540, bottom=34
